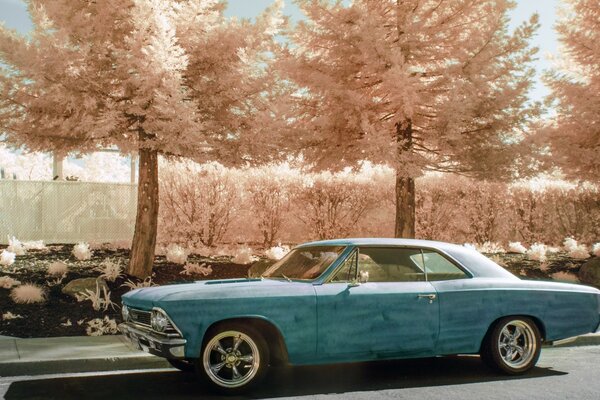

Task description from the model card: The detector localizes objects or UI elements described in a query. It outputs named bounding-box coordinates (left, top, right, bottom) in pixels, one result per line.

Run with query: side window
left=330, top=251, right=357, bottom=282
left=357, top=247, right=425, bottom=282
left=411, top=251, right=468, bottom=281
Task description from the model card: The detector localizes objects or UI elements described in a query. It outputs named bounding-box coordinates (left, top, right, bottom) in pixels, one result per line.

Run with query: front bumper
left=119, top=323, right=187, bottom=359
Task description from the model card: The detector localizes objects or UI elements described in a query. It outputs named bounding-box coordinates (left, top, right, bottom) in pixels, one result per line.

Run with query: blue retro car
left=119, top=238, right=600, bottom=393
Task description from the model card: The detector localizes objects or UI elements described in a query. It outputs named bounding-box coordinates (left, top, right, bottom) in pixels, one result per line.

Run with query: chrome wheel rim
left=497, top=320, right=536, bottom=369
left=202, top=330, right=260, bottom=388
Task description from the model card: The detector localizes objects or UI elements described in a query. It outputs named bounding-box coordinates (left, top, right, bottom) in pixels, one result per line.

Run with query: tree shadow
left=4, top=356, right=566, bottom=400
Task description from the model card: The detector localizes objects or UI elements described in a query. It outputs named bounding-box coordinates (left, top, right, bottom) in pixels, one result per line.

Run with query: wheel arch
left=479, top=314, right=547, bottom=352
left=202, top=316, right=290, bottom=366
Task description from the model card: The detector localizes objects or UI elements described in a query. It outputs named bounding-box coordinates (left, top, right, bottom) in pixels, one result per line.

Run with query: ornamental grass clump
left=527, top=243, right=548, bottom=263
left=47, top=261, right=69, bottom=277
left=94, top=258, right=123, bottom=282
left=181, top=262, right=212, bottom=277
left=75, top=282, right=117, bottom=312
left=0, top=250, right=16, bottom=266
left=10, top=284, right=45, bottom=304
left=166, top=244, right=188, bottom=265
left=0, top=276, right=20, bottom=289
left=232, top=246, right=258, bottom=265
left=265, top=244, right=290, bottom=261
left=563, top=237, right=590, bottom=260
left=507, top=242, right=527, bottom=254
left=593, top=243, right=600, bottom=258
left=7, top=236, right=25, bottom=256
left=72, top=242, right=92, bottom=261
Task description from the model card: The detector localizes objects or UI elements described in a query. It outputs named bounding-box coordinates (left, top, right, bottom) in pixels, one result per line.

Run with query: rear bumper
left=119, top=323, right=186, bottom=359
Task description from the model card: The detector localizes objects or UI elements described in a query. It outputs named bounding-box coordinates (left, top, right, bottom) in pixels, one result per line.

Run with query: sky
left=0, top=0, right=561, bottom=103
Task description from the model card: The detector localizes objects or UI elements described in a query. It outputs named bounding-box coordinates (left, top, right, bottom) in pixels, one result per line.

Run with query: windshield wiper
left=281, top=274, right=291, bottom=282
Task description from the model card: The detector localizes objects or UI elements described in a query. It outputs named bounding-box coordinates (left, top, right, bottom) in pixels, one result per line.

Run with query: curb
left=550, top=333, right=600, bottom=348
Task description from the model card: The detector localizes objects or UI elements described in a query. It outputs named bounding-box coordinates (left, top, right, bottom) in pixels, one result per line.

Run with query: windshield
left=262, top=246, right=346, bottom=280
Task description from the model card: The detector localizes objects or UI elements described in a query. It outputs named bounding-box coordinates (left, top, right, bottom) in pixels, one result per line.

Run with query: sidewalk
left=0, top=333, right=598, bottom=377
left=0, top=335, right=169, bottom=377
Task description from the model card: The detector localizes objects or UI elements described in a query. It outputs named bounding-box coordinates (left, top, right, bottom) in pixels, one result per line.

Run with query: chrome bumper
left=119, top=323, right=187, bottom=359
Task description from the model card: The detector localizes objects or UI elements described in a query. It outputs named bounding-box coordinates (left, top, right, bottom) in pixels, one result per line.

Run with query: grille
left=130, top=309, right=151, bottom=326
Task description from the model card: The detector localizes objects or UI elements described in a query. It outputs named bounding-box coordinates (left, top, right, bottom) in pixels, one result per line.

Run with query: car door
left=314, top=246, right=439, bottom=357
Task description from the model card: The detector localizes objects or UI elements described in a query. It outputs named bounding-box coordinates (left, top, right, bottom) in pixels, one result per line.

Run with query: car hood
left=122, top=278, right=313, bottom=309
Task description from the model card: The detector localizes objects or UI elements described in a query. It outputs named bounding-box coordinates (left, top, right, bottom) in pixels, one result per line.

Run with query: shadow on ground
left=5, top=356, right=566, bottom=400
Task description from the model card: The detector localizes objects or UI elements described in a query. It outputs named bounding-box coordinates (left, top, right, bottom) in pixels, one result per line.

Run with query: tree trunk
left=127, top=147, right=159, bottom=278
left=394, top=119, right=416, bottom=238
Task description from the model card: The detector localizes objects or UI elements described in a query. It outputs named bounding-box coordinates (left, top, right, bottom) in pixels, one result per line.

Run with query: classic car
left=119, top=238, right=600, bottom=393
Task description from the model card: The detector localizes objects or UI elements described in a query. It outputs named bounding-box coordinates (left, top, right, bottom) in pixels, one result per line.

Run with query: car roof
left=297, top=238, right=463, bottom=251
left=296, top=238, right=518, bottom=279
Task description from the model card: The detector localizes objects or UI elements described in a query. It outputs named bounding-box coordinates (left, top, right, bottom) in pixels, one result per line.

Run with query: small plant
left=232, top=246, right=258, bottom=265
left=507, top=242, right=527, bottom=254
left=7, top=236, right=25, bottom=256
left=47, top=261, right=69, bottom=277
left=72, top=242, right=92, bottom=261
left=2, top=311, right=22, bottom=320
left=10, top=284, right=46, bottom=304
left=265, top=244, right=291, bottom=261
left=75, top=281, right=117, bottom=311
left=551, top=271, right=580, bottom=283
left=181, top=262, right=213, bottom=276
left=86, top=316, right=118, bottom=336
left=0, top=250, right=16, bottom=266
left=0, top=276, right=20, bottom=289
left=166, top=244, right=188, bottom=264
left=94, top=258, right=123, bottom=282
left=527, top=243, right=547, bottom=262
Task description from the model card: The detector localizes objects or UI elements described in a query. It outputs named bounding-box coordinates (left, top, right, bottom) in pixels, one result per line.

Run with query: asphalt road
left=1, top=346, right=598, bottom=400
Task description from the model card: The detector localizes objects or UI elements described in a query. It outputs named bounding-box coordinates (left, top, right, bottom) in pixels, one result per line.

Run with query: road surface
left=1, top=346, right=598, bottom=399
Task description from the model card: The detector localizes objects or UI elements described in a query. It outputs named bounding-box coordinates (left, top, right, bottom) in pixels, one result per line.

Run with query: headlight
left=151, top=309, right=169, bottom=332
left=121, top=305, right=129, bottom=322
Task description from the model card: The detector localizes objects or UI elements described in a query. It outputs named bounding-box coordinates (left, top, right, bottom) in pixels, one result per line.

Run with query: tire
left=481, top=316, right=542, bottom=375
left=167, top=358, right=195, bottom=373
left=196, top=323, right=269, bottom=394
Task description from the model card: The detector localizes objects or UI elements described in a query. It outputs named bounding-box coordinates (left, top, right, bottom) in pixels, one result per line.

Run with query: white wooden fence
left=0, top=180, right=137, bottom=244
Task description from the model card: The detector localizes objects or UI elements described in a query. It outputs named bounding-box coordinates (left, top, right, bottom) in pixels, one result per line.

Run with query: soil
left=0, top=245, right=251, bottom=338
left=0, top=245, right=592, bottom=338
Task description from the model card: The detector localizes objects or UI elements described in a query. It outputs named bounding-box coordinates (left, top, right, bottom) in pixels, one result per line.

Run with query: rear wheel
left=196, top=323, right=269, bottom=394
left=481, top=317, right=541, bottom=374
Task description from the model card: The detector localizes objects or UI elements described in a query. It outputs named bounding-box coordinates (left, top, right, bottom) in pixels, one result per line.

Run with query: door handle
left=417, top=294, right=437, bottom=303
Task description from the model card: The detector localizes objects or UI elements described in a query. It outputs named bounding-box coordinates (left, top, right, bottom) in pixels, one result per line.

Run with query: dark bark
left=127, top=146, right=159, bottom=278
left=394, top=119, right=416, bottom=238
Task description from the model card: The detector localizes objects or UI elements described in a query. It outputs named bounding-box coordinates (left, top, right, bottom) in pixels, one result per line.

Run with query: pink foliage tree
left=544, top=0, right=600, bottom=182
left=0, top=0, right=283, bottom=277
left=279, top=0, right=541, bottom=238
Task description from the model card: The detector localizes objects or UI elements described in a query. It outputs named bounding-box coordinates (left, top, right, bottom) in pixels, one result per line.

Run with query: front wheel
left=481, top=317, right=542, bottom=374
left=197, top=324, right=269, bottom=394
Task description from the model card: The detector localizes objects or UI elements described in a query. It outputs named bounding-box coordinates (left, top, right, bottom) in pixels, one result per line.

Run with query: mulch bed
left=0, top=245, right=590, bottom=338
left=0, top=245, right=250, bottom=338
